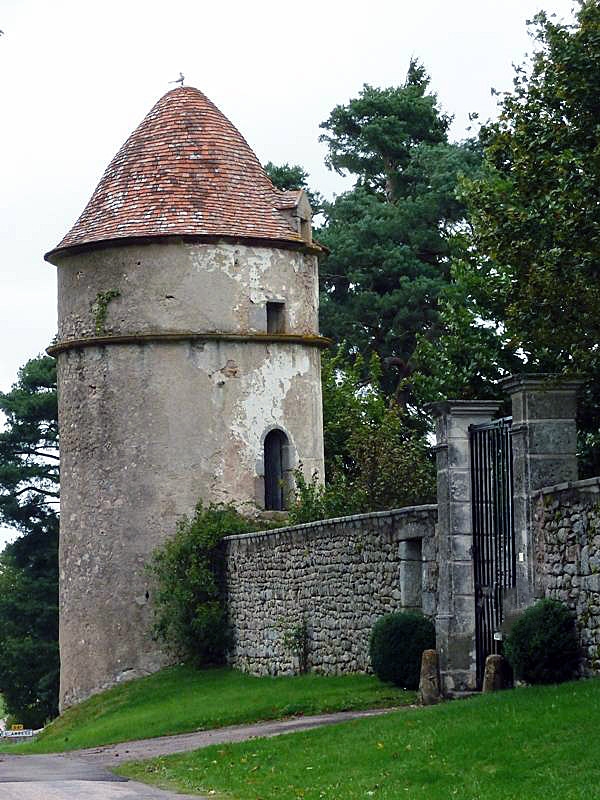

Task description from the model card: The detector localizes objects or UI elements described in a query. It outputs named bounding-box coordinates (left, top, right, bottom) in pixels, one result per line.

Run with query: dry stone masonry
left=225, top=506, right=437, bottom=675
left=534, top=477, right=600, bottom=675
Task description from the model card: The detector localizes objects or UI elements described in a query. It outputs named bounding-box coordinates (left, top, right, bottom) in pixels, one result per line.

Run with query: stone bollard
left=482, top=654, right=507, bottom=692
left=419, top=649, right=442, bottom=705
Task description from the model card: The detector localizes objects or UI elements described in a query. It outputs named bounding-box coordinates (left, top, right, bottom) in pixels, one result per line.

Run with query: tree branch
left=11, top=486, right=60, bottom=499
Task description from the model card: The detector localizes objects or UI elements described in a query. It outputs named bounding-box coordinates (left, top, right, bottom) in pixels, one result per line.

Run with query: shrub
left=504, top=598, right=580, bottom=685
left=148, top=502, right=264, bottom=666
left=369, top=612, right=435, bottom=689
left=287, top=468, right=366, bottom=525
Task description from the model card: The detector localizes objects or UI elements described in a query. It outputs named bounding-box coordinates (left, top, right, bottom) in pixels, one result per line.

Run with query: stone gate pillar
left=430, top=400, right=502, bottom=693
left=501, top=375, right=583, bottom=608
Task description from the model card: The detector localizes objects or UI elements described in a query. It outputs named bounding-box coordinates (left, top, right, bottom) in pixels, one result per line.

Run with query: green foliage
left=280, top=618, right=309, bottom=673
left=411, top=6, right=600, bottom=469
left=289, top=348, right=435, bottom=523
left=148, top=503, right=264, bottom=666
left=504, top=599, right=580, bottom=685
left=410, top=244, right=522, bottom=408
left=348, top=402, right=436, bottom=510
left=287, top=469, right=365, bottom=525
left=321, top=347, right=386, bottom=477
left=303, top=347, right=436, bottom=519
left=0, top=356, right=59, bottom=533
left=0, top=548, right=58, bottom=728
left=0, top=356, right=59, bottom=728
left=369, top=611, right=435, bottom=689
left=319, top=60, right=451, bottom=199
left=317, top=62, right=482, bottom=396
left=464, top=4, right=600, bottom=373
left=91, top=289, right=120, bottom=334
left=449, top=3, right=600, bottom=468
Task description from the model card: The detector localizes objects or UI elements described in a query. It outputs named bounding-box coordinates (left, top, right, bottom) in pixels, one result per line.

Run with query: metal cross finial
left=170, top=72, right=184, bottom=87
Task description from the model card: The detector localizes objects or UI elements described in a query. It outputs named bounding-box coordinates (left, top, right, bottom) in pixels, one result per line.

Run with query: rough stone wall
left=534, top=477, right=600, bottom=674
left=55, top=239, right=325, bottom=710
left=225, top=505, right=438, bottom=675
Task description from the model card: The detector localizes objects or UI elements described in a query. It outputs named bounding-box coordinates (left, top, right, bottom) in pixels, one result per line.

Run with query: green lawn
left=1, top=666, right=410, bottom=754
left=119, top=678, right=600, bottom=800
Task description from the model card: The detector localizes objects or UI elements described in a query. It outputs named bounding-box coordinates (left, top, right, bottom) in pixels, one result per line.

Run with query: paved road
left=0, top=707, right=397, bottom=799
left=0, top=753, right=202, bottom=799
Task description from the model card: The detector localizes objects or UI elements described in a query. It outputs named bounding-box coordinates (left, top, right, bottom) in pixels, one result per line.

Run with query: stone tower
left=46, top=87, right=327, bottom=710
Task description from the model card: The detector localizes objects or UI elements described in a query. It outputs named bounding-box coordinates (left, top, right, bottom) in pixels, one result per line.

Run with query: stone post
left=430, top=400, right=502, bottom=693
left=501, top=374, right=583, bottom=608
left=398, top=539, right=422, bottom=613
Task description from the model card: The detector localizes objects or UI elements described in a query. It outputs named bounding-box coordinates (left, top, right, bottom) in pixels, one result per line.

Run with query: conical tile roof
left=46, top=87, right=305, bottom=260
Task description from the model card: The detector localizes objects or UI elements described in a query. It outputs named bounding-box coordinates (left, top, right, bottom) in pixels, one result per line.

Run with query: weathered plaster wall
left=225, top=506, right=438, bottom=675
left=55, top=239, right=324, bottom=709
left=534, top=477, right=600, bottom=675
left=57, top=240, right=319, bottom=339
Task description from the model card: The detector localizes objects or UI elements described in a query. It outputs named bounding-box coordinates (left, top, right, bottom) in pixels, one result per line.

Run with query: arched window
left=264, top=429, right=289, bottom=511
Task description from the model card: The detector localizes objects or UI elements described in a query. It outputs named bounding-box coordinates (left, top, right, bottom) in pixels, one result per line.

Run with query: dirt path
left=0, top=707, right=401, bottom=799
left=66, top=706, right=399, bottom=765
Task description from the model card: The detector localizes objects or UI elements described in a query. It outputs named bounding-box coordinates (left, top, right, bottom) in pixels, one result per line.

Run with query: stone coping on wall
left=47, top=330, right=332, bottom=357
left=223, top=504, right=437, bottom=543
left=538, top=476, right=600, bottom=497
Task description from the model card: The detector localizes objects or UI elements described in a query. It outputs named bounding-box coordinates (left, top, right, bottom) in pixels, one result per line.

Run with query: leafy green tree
left=409, top=236, right=523, bottom=409
left=429, top=3, right=600, bottom=474
left=288, top=347, right=436, bottom=523
left=320, top=61, right=450, bottom=199
left=317, top=62, right=481, bottom=395
left=149, top=503, right=265, bottom=666
left=464, top=3, right=600, bottom=374
left=0, top=356, right=59, bottom=726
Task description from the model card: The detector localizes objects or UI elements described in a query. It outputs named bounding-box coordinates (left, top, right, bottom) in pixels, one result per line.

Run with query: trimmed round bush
left=369, top=612, right=435, bottom=689
left=504, top=598, right=580, bottom=685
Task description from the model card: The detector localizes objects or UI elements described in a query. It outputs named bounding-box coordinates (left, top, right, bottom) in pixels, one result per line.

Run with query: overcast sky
left=0, top=0, right=577, bottom=547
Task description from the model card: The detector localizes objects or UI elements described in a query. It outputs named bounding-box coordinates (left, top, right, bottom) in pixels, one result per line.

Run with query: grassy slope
left=119, top=678, right=600, bottom=800
left=0, top=666, right=411, bottom=754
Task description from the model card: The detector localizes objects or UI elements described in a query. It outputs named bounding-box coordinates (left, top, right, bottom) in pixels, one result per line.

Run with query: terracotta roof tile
left=47, top=87, right=305, bottom=258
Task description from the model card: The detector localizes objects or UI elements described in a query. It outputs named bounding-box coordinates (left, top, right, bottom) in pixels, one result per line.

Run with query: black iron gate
left=469, top=417, right=516, bottom=689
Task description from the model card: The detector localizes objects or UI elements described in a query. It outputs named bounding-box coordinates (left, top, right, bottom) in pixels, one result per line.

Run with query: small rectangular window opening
left=267, top=302, right=286, bottom=334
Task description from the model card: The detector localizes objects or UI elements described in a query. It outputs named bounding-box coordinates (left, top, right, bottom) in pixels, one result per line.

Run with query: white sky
left=0, top=0, right=577, bottom=547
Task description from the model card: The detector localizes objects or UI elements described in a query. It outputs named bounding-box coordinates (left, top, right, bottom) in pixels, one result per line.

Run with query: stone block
left=400, top=560, right=422, bottom=609
left=446, top=416, right=472, bottom=440
left=525, top=420, right=577, bottom=456
left=447, top=441, right=470, bottom=469
left=449, top=469, right=471, bottom=503
left=446, top=633, right=474, bottom=673
left=582, top=574, right=600, bottom=593
left=452, top=561, right=474, bottom=596
left=531, top=456, right=578, bottom=491
left=449, top=502, right=472, bottom=536
left=452, top=535, right=473, bottom=561
left=436, top=469, right=449, bottom=504
left=524, top=390, right=579, bottom=423
left=398, top=539, right=421, bottom=561
left=580, top=545, right=590, bottom=574
left=419, top=649, right=441, bottom=705
left=421, top=535, right=437, bottom=562
left=452, top=594, right=476, bottom=632
left=422, top=591, right=437, bottom=618
left=482, top=654, right=509, bottom=693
